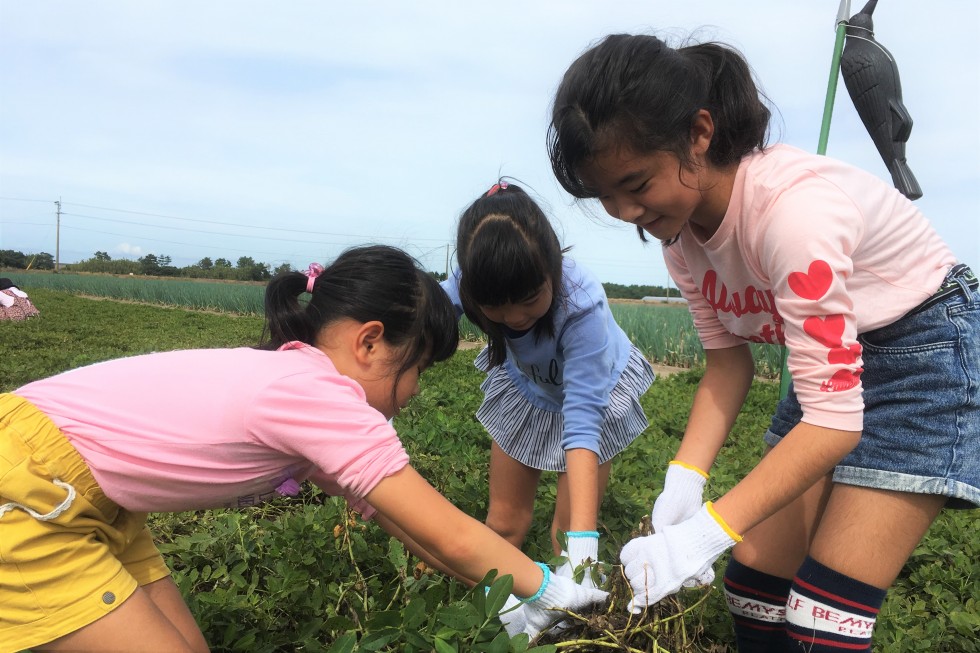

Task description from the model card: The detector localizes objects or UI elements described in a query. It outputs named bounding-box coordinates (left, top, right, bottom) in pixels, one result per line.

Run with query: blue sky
left=1, top=1, right=977, bottom=285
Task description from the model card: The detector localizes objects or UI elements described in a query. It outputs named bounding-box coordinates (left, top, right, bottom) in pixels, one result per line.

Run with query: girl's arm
left=372, top=512, right=459, bottom=579
left=647, top=344, right=754, bottom=540
left=673, top=343, right=755, bottom=471
left=714, top=421, right=859, bottom=534
left=565, top=448, right=600, bottom=532
left=365, top=464, right=546, bottom=596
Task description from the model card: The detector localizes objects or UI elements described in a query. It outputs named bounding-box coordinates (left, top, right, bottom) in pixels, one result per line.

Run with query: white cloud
left=116, top=243, right=143, bottom=257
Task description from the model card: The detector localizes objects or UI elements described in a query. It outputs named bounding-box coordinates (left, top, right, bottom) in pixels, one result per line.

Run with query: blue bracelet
left=523, top=562, right=551, bottom=603
left=566, top=530, right=600, bottom=539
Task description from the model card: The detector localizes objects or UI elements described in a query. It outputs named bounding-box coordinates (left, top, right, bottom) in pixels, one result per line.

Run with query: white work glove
left=555, top=531, right=601, bottom=589
left=650, top=461, right=714, bottom=587
left=515, top=565, right=609, bottom=639
left=498, top=593, right=527, bottom=637
left=621, top=502, right=740, bottom=613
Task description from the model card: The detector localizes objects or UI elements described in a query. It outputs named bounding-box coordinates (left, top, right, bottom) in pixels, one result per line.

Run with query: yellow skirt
left=0, top=394, right=171, bottom=652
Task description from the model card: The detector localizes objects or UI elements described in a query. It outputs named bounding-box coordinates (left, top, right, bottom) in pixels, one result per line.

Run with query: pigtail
left=257, top=246, right=458, bottom=387
left=258, top=271, right=318, bottom=350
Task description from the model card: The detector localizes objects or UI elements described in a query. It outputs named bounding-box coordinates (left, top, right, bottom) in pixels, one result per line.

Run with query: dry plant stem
left=554, top=640, right=660, bottom=653
left=650, top=589, right=714, bottom=625
left=383, top=581, right=403, bottom=611
left=543, top=568, right=714, bottom=651
left=340, top=509, right=370, bottom=611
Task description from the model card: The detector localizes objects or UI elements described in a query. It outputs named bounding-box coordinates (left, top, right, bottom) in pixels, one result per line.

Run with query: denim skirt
left=764, top=266, right=980, bottom=509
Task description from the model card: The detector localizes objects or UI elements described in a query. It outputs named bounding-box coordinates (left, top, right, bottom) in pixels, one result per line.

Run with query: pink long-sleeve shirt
left=15, top=342, right=408, bottom=517
left=665, top=144, right=955, bottom=432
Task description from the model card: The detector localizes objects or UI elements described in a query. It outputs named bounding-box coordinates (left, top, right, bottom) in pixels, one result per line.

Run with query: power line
left=1, top=197, right=452, bottom=268
left=59, top=201, right=449, bottom=243
left=0, top=196, right=55, bottom=203
left=62, top=223, right=366, bottom=256
left=58, top=211, right=442, bottom=248
left=0, top=220, right=54, bottom=226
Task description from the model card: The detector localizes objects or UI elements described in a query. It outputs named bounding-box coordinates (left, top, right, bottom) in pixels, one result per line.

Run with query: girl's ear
left=352, top=320, right=386, bottom=366
left=689, top=109, right=715, bottom=159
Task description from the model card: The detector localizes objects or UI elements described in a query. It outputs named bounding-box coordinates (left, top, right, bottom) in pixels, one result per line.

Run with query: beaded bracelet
left=522, top=562, right=551, bottom=603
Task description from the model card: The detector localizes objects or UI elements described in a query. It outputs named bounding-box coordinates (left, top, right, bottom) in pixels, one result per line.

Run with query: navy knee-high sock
left=724, top=557, right=793, bottom=652
left=785, top=556, right=887, bottom=652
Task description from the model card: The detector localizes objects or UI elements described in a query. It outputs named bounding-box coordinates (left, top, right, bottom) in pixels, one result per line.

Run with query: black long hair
left=454, top=182, right=565, bottom=367
left=259, top=245, right=458, bottom=385
left=549, top=33, right=771, bottom=200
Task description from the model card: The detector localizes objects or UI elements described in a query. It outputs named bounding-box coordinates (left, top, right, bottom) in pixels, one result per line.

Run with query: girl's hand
left=621, top=503, right=740, bottom=613
left=520, top=572, right=608, bottom=638
left=555, top=531, right=601, bottom=589
left=650, top=461, right=708, bottom=529
left=650, top=461, right=714, bottom=587
left=498, top=594, right=527, bottom=637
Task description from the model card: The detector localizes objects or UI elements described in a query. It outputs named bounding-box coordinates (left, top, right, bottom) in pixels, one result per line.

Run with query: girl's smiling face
left=477, top=280, right=553, bottom=331
left=584, top=147, right=707, bottom=242
left=579, top=110, right=735, bottom=242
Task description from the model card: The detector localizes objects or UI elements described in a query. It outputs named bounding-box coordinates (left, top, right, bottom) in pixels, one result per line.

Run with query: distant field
left=4, top=271, right=783, bottom=377
left=4, top=270, right=267, bottom=315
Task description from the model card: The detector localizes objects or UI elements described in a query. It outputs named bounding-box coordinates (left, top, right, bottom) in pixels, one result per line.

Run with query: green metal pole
left=778, top=1, right=850, bottom=399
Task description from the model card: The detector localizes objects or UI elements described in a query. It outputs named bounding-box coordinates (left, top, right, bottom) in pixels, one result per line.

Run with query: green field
left=1, top=286, right=977, bottom=652
left=2, top=272, right=783, bottom=377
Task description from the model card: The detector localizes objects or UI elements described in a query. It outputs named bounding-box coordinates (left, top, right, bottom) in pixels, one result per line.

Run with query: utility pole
left=444, top=242, right=451, bottom=278
left=55, top=198, right=61, bottom=273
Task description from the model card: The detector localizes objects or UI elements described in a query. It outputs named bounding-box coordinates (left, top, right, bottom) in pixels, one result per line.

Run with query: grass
left=5, top=272, right=782, bottom=377
left=2, top=288, right=977, bottom=652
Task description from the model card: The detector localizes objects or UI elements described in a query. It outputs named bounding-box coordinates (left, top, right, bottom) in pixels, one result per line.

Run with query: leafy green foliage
left=0, top=288, right=263, bottom=391
left=3, top=288, right=976, bottom=651
left=153, top=495, right=533, bottom=653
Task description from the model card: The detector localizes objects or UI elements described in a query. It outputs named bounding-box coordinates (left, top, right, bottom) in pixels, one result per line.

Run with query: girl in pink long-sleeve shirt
left=0, top=245, right=606, bottom=653
left=548, top=33, right=979, bottom=653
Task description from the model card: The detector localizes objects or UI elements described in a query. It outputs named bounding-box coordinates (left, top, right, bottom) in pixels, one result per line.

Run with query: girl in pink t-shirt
left=548, top=33, right=979, bottom=652
left=0, top=245, right=605, bottom=652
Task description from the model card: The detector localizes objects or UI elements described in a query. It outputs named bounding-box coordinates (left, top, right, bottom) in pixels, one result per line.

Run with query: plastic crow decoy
left=839, top=0, right=922, bottom=199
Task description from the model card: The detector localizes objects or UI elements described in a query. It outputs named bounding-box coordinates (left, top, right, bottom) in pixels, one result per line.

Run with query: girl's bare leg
left=36, top=577, right=208, bottom=653
left=485, top=441, right=542, bottom=549
left=809, top=484, right=944, bottom=587
left=732, top=448, right=833, bottom=578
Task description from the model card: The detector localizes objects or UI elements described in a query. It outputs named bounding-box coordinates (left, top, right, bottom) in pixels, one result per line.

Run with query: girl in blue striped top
left=441, top=181, right=655, bottom=586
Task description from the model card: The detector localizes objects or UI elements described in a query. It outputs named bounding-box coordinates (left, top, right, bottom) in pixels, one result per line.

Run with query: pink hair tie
left=305, top=262, right=324, bottom=294
left=487, top=181, right=509, bottom=196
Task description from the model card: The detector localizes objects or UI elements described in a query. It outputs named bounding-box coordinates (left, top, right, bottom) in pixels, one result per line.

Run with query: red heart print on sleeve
left=820, top=368, right=862, bottom=392
left=828, top=343, right=862, bottom=365
left=788, top=260, right=833, bottom=300
left=803, top=314, right=845, bottom=349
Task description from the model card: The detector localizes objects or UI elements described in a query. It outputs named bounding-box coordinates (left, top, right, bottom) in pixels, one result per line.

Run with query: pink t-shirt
left=15, top=342, right=409, bottom=517
left=665, top=144, right=955, bottom=432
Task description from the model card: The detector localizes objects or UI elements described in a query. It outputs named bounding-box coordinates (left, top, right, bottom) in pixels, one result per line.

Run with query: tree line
left=2, top=249, right=284, bottom=282
left=74, top=251, right=285, bottom=282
